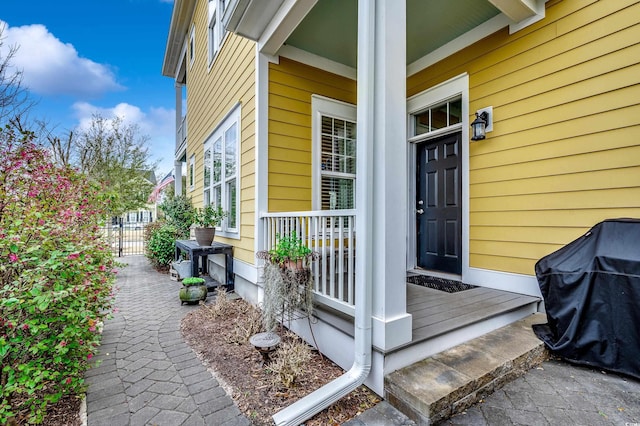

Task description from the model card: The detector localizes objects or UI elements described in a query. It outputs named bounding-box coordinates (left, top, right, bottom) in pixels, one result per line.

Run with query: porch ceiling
left=284, top=0, right=501, bottom=68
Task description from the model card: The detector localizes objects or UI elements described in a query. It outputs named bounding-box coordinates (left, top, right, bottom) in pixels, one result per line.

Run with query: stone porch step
left=384, top=313, right=548, bottom=425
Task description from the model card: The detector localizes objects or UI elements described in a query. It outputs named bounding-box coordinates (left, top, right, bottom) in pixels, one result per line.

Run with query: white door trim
left=406, top=73, right=470, bottom=281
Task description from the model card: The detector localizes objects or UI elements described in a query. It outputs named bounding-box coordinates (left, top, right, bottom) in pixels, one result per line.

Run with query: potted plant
left=179, top=276, right=208, bottom=304
left=256, top=231, right=318, bottom=332
left=266, top=231, right=313, bottom=270
left=192, top=204, right=227, bottom=246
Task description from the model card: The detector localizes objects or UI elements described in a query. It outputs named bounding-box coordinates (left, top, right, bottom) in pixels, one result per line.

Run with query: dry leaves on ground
left=181, top=292, right=380, bottom=425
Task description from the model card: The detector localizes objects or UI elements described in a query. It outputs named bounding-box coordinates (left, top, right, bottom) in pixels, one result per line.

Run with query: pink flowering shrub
left=0, top=127, right=116, bottom=424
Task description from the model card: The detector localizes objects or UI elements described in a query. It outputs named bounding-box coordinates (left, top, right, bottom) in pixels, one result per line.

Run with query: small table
left=175, top=240, right=234, bottom=291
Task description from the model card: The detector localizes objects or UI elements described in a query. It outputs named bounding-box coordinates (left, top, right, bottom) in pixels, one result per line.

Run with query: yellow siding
left=185, top=0, right=256, bottom=264
left=267, top=57, right=357, bottom=212
left=409, top=0, right=640, bottom=276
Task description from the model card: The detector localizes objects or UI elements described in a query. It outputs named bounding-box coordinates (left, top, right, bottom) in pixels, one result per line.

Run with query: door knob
left=416, top=209, right=424, bottom=214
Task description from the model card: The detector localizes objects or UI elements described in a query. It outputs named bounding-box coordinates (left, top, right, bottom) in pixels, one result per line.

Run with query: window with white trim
left=412, top=96, right=462, bottom=136
left=188, top=25, right=195, bottom=67
left=208, top=0, right=226, bottom=65
left=189, top=154, right=195, bottom=191
left=203, top=105, right=240, bottom=235
left=312, top=96, right=357, bottom=210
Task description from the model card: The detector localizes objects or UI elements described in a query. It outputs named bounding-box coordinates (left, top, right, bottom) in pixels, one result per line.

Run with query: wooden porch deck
left=406, top=283, right=541, bottom=343
left=314, top=282, right=541, bottom=349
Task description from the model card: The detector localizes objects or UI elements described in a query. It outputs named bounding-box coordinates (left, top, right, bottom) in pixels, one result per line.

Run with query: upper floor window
left=208, top=0, right=225, bottom=65
left=189, top=154, right=195, bottom=191
left=189, top=25, right=195, bottom=67
left=203, top=105, right=240, bottom=236
left=312, top=95, right=357, bottom=211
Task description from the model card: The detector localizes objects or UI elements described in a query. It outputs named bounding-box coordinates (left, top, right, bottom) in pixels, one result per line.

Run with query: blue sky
left=0, top=0, right=177, bottom=177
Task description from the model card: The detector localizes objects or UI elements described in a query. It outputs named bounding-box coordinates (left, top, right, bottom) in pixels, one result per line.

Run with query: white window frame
left=203, top=104, right=241, bottom=238
left=311, top=95, right=357, bottom=211
left=207, top=0, right=227, bottom=67
left=188, top=25, right=195, bottom=67
left=189, top=154, right=195, bottom=191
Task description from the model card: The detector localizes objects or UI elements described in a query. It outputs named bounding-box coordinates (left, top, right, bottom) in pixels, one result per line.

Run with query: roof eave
left=162, top=0, right=197, bottom=78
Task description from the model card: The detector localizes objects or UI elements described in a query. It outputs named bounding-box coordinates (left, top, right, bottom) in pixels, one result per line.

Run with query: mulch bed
left=181, top=295, right=380, bottom=425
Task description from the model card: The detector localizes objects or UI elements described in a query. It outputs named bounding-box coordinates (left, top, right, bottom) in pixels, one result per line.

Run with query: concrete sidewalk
left=85, top=256, right=249, bottom=426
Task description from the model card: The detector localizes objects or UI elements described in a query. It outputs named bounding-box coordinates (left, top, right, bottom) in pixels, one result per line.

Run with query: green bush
left=158, top=194, right=194, bottom=237
left=146, top=224, right=180, bottom=267
left=143, top=221, right=165, bottom=247
left=0, top=128, right=116, bottom=424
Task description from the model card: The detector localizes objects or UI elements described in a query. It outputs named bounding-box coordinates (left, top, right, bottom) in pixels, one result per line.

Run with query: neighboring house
left=116, top=169, right=158, bottom=228
left=163, top=0, right=639, bottom=410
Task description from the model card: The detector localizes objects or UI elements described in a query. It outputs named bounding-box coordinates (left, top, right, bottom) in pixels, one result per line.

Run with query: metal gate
left=103, top=217, right=147, bottom=257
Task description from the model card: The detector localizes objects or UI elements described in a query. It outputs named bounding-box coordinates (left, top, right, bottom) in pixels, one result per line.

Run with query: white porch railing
left=260, top=210, right=356, bottom=316
left=176, top=115, right=187, bottom=154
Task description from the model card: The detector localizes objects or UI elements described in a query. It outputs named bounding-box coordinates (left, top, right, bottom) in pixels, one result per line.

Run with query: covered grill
left=533, top=219, right=640, bottom=379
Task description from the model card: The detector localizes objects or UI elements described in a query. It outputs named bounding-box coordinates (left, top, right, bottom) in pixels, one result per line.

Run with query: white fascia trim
left=465, top=267, right=542, bottom=298
left=278, top=45, right=357, bottom=80
left=489, top=0, right=546, bottom=33
left=258, top=0, right=318, bottom=56
left=508, top=0, right=546, bottom=34
left=255, top=49, right=270, bottom=258
left=233, top=258, right=258, bottom=283
left=310, top=95, right=357, bottom=210
left=407, top=14, right=510, bottom=77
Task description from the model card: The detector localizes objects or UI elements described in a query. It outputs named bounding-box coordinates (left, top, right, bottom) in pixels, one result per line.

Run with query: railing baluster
left=321, top=216, right=327, bottom=297
left=347, top=216, right=354, bottom=305
left=258, top=210, right=356, bottom=316
left=328, top=217, right=335, bottom=298
left=312, top=216, right=320, bottom=292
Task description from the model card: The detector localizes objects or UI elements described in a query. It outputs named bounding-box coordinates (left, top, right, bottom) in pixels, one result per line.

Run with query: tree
left=73, top=114, right=157, bottom=216
left=0, top=25, right=34, bottom=126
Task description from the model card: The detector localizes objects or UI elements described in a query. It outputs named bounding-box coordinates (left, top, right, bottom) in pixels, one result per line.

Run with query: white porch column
left=357, top=0, right=411, bottom=351
left=174, top=82, right=184, bottom=197
left=174, top=160, right=183, bottom=196
left=175, top=82, right=183, bottom=152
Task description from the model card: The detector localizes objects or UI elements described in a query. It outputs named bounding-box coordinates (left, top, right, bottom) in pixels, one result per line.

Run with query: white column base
left=372, top=313, right=412, bottom=351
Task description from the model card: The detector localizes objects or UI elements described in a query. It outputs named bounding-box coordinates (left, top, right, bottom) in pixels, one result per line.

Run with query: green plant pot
left=179, top=284, right=208, bottom=304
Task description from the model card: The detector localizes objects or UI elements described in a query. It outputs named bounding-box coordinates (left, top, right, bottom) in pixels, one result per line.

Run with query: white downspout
left=271, top=0, right=376, bottom=424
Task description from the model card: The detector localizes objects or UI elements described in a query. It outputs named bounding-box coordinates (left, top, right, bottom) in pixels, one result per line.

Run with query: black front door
left=416, top=132, right=462, bottom=274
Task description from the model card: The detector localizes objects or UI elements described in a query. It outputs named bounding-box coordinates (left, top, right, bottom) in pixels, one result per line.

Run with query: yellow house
left=163, top=0, right=640, bottom=422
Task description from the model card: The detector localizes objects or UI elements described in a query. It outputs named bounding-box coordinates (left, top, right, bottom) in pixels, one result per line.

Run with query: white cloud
left=72, top=102, right=176, bottom=177
left=0, top=20, right=123, bottom=97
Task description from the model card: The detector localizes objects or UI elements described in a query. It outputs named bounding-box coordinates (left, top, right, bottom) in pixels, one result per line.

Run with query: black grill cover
left=533, top=218, right=640, bottom=379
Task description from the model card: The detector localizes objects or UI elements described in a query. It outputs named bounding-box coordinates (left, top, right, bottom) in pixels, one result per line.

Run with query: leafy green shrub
left=158, top=194, right=194, bottom=237
left=143, top=220, right=165, bottom=246
left=146, top=224, right=180, bottom=267
left=0, top=127, right=116, bottom=424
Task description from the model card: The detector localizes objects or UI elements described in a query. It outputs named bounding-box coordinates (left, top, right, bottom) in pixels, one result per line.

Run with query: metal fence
left=102, top=218, right=148, bottom=257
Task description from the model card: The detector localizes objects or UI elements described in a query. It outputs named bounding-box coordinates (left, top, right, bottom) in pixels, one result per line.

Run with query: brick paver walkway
left=85, top=256, right=640, bottom=426
left=85, top=256, right=249, bottom=426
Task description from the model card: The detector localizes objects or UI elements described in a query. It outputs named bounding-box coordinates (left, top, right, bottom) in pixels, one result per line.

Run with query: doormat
left=406, top=274, right=476, bottom=293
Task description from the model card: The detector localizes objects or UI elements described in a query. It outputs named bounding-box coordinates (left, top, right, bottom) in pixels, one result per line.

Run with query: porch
left=259, top=210, right=540, bottom=360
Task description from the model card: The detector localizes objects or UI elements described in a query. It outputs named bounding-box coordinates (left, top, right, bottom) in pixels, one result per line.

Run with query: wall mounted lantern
left=470, top=106, right=493, bottom=141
